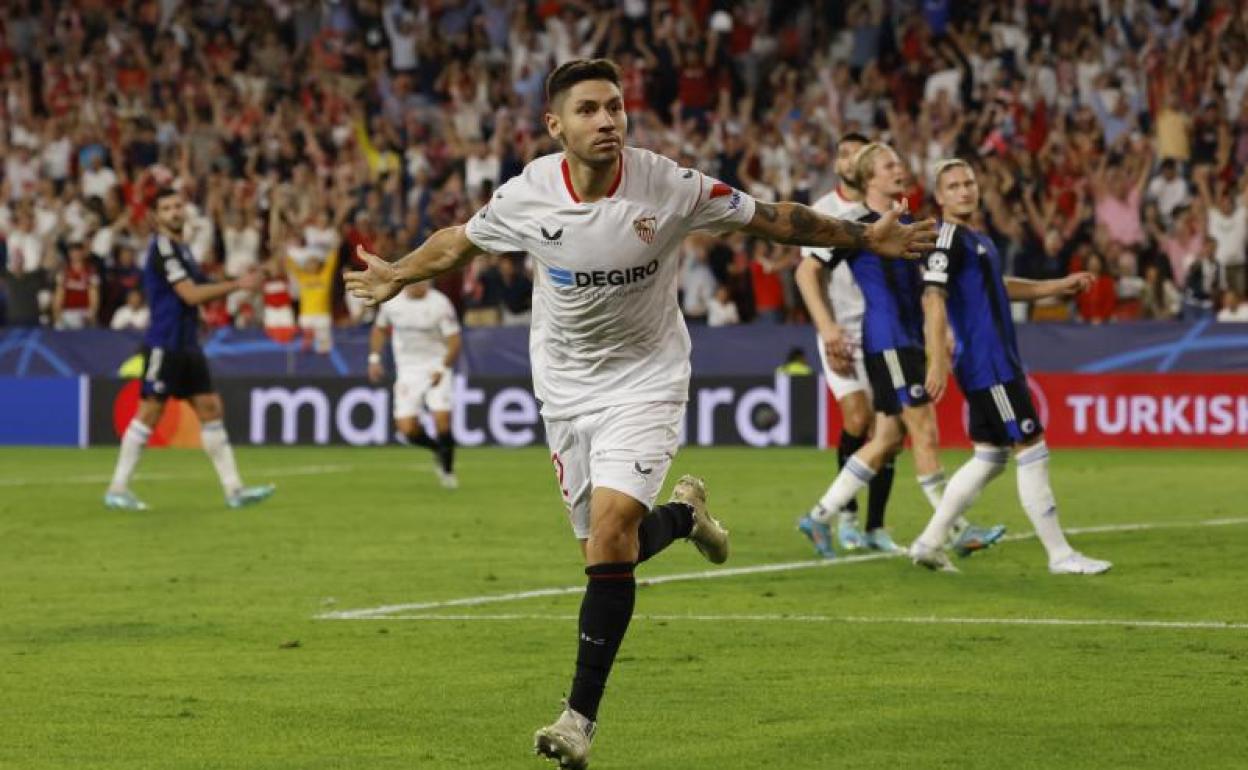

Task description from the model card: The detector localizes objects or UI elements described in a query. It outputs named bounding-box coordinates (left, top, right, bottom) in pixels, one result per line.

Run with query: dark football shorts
left=863, top=347, right=932, bottom=416
left=139, top=346, right=214, bottom=400
left=964, top=378, right=1043, bottom=446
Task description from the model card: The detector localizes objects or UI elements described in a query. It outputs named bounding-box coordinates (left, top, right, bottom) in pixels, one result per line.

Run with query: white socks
left=1016, top=441, right=1074, bottom=564
left=811, top=456, right=875, bottom=523
left=916, top=447, right=1007, bottom=548
left=916, top=471, right=945, bottom=510
left=201, top=420, right=242, bottom=497
left=108, top=419, right=152, bottom=494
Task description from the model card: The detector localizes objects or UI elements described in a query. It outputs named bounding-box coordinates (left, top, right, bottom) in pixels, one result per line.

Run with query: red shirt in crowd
left=61, top=264, right=98, bottom=311
left=749, top=260, right=784, bottom=315
left=1077, top=275, right=1117, bottom=323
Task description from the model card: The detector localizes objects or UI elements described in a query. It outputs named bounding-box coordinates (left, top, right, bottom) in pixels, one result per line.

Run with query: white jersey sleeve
left=464, top=176, right=529, bottom=254
left=683, top=171, right=756, bottom=233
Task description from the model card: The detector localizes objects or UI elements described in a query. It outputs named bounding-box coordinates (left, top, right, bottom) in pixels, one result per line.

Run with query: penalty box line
left=316, top=516, right=1248, bottom=622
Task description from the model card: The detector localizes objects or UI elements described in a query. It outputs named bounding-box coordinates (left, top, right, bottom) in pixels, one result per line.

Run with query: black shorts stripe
left=965, top=378, right=1043, bottom=446
left=864, top=347, right=931, bottom=416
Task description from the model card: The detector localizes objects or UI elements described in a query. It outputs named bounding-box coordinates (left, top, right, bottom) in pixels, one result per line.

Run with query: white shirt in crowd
left=802, top=186, right=868, bottom=333
left=707, top=295, right=740, bottom=327
left=1147, top=174, right=1190, bottom=223
left=224, top=223, right=262, bottom=276
left=6, top=230, right=44, bottom=272
left=81, top=165, right=119, bottom=200
left=375, top=288, right=460, bottom=372
left=302, top=224, right=340, bottom=261
left=1217, top=303, right=1248, bottom=322
left=464, top=147, right=757, bottom=419
left=680, top=254, right=717, bottom=319
left=465, top=151, right=501, bottom=199
left=1207, top=205, right=1247, bottom=267
left=110, top=305, right=150, bottom=330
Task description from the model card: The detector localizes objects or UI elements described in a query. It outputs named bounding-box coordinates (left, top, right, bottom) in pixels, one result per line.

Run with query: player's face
left=867, top=148, right=905, bottom=198
left=547, top=80, right=627, bottom=168
left=155, top=194, right=186, bottom=232
left=834, top=141, right=865, bottom=182
left=936, top=166, right=980, bottom=217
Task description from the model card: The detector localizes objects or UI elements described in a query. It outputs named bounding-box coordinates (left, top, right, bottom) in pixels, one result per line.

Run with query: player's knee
left=842, top=408, right=871, bottom=437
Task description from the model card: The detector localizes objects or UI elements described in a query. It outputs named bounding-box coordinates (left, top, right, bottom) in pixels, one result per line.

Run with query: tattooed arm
left=741, top=200, right=937, bottom=259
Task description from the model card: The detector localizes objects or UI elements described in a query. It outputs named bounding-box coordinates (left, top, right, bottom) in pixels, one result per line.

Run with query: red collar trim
left=561, top=154, right=624, bottom=203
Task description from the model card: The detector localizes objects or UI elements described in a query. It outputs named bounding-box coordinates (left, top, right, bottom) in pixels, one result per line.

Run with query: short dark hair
left=154, top=186, right=180, bottom=205
left=545, top=58, right=622, bottom=106
left=837, top=132, right=870, bottom=148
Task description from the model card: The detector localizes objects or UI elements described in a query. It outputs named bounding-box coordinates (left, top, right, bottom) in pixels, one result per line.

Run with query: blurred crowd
left=3, top=0, right=1248, bottom=341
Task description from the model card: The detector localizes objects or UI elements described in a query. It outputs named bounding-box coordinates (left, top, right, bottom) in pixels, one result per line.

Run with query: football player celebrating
left=345, top=59, right=936, bottom=769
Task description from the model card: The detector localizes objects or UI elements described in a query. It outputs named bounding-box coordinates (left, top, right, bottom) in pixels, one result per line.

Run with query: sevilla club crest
left=633, top=216, right=657, bottom=244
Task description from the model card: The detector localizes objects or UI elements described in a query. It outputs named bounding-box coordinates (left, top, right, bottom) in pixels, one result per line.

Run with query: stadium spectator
left=707, top=284, right=740, bottom=327
left=1183, top=241, right=1228, bottom=319
left=1216, top=289, right=1248, bottom=322
left=495, top=254, right=534, bottom=327
left=0, top=253, right=47, bottom=326
left=1140, top=263, right=1182, bottom=321
left=110, top=288, right=150, bottom=331
left=1075, top=253, right=1117, bottom=325
left=52, top=240, right=99, bottom=328
left=3, top=0, right=1248, bottom=336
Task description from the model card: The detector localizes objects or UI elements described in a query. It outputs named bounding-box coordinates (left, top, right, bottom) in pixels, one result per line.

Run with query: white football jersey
left=801, top=187, right=868, bottom=331
left=375, top=288, right=460, bottom=372
left=465, top=147, right=756, bottom=419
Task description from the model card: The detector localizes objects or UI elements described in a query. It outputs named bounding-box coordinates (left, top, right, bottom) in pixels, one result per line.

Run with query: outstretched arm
left=346, top=225, right=484, bottom=307
left=1004, top=272, right=1093, bottom=301
left=742, top=200, right=937, bottom=258
left=173, top=271, right=260, bottom=306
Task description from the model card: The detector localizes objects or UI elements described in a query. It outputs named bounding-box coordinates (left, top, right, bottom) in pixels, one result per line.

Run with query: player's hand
left=925, top=355, right=950, bottom=404
left=430, top=369, right=444, bottom=386
left=864, top=200, right=938, bottom=259
left=818, top=323, right=855, bottom=377
left=236, top=267, right=262, bottom=292
left=367, top=361, right=384, bottom=383
left=345, top=245, right=403, bottom=307
left=1057, top=271, right=1095, bottom=296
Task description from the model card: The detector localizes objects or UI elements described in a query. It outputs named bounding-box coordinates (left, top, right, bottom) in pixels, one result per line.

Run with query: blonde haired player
left=369, top=281, right=461, bottom=488
left=909, top=159, right=1111, bottom=575
left=345, top=59, right=936, bottom=769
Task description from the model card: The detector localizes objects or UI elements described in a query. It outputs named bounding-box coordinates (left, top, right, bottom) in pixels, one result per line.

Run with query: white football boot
left=1049, top=551, right=1112, bottom=575
left=671, top=474, right=729, bottom=564
left=534, top=701, right=595, bottom=769
left=909, top=541, right=959, bottom=573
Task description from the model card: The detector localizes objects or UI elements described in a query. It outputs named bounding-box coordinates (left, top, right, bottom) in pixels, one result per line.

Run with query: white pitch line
left=317, top=516, right=1248, bottom=621
left=0, top=463, right=365, bottom=487
left=352, top=613, right=1248, bottom=631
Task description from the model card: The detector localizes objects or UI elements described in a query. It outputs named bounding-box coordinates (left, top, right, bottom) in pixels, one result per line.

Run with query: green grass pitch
left=2, top=446, right=1246, bottom=769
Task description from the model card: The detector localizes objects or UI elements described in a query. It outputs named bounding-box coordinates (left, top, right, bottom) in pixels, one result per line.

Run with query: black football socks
left=403, top=430, right=436, bottom=451
left=435, top=431, right=455, bottom=473
left=568, top=562, right=636, bottom=722
left=867, top=458, right=895, bottom=531
left=636, top=502, right=695, bottom=563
